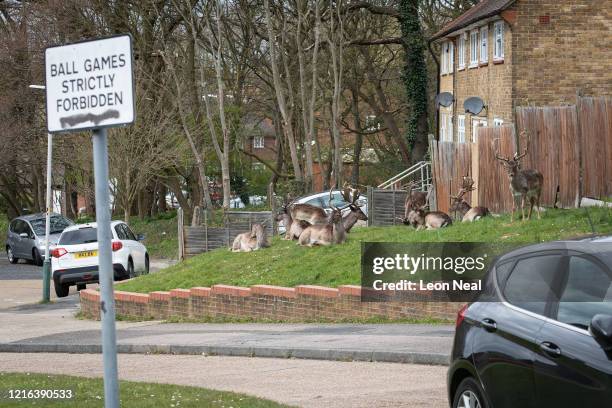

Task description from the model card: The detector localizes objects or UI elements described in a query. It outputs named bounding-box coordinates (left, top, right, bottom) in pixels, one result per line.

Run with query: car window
left=123, top=224, right=136, bottom=241
left=305, top=193, right=350, bottom=209
left=305, top=196, right=327, bottom=207
left=503, top=254, right=563, bottom=316
left=29, top=215, right=73, bottom=236
left=114, top=225, right=127, bottom=240
left=556, top=256, right=612, bottom=329
left=59, top=228, right=98, bottom=245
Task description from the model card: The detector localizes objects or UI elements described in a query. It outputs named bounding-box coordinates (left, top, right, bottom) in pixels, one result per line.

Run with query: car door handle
left=540, top=341, right=562, bottom=357
left=481, top=318, right=497, bottom=332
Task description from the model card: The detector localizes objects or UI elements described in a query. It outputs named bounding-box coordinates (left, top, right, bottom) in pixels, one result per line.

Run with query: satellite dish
left=435, top=92, right=454, bottom=108
left=464, top=97, right=486, bottom=115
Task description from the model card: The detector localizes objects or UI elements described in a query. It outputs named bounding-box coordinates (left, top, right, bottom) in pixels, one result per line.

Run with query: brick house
left=431, top=0, right=612, bottom=143
left=243, top=117, right=277, bottom=168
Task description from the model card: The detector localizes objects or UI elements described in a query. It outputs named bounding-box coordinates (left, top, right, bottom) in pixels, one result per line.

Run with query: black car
left=448, top=238, right=612, bottom=408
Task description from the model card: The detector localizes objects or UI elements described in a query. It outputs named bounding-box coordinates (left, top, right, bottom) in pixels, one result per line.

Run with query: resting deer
left=298, top=189, right=348, bottom=246
left=276, top=205, right=310, bottom=240
left=405, top=207, right=453, bottom=230
left=231, top=223, right=270, bottom=252
left=290, top=202, right=328, bottom=225
left=404, top=180, right=430, bottom=219
left=450, top=176, right=490, bottom=222
left=495, top=132, right=543, bottom=222
left=340, top=185, right=368, bottom=232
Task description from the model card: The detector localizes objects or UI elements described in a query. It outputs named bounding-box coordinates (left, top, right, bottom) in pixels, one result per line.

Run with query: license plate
left=75, top=250, right=97, bottom=258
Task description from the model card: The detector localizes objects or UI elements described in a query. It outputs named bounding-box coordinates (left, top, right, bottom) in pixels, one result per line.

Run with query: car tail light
left=456, top=304, right=469, bottom=328
left=112, top=241, right=123, bottom=251
left=51, top=248, right=67, bottom=258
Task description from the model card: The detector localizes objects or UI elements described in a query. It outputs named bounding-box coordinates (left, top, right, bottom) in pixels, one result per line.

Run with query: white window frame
left=494, top=21, right=504, bottom=61
left=457, top=115, right=466, bottom=143
left=440, top=42, right=446, bottom=74
left=469, top=30, right=479, bottom=67
left=253, top=136, right=265, bottom=149
left=448, top=41, right=454, bottom=74
left=447, top=114, right=453, bottom=141
left=480, top=26, right=488, bottom=63
left=458, top=34, right=466, bottom=70
left=493, top=118, right=504, bottom=126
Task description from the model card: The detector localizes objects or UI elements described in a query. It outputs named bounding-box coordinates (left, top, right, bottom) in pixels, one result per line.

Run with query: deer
left=450, top=176, right=490, bottom=222
left=231, top=223, right=270, bottom=252
left=298, top=189, right=348, bottom=246
left=403, top=180, right=430, bottom=219
left=494, top=131, right=543, bottom=222
left=339, top=185, right=368, bottom=232
left=275, top=204, right=311, bottom=240
left=404, top=206, right=453, bottom=230
left=290, top=202, right=328, bottom=225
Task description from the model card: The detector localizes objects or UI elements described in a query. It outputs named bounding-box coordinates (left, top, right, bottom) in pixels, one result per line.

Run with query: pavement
left=0, top=353, right=449, bottom=407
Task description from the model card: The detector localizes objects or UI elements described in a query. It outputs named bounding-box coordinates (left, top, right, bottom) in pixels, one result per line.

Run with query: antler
left=451, top=176, right=476, bottom=201
left=493, top=138, right=509, bottom=162
left=514, top=130, right=529, bottom=161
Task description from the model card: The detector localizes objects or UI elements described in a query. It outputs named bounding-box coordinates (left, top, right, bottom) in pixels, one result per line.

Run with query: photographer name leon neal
left=371, top=279, right=482, bottom=292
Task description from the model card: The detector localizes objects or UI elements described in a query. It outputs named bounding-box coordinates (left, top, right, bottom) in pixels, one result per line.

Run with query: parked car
left=448, top=237, right=612, bottom=408
left=278, top=190, right=368, bottom=234
left=51, top=221, right=149, bottom=297
left=5, top=213, right=74, bottom=266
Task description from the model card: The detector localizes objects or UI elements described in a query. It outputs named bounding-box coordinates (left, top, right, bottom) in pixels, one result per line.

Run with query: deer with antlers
left=450, top=176, right=490, bottom=222
left=298, top=188, right=348, bottom=246
left=403, top=180, right=430, bottom=218
left=495, top=131, right=543, bottom=222
left=231, top=223, right=270, bottom=252
left=276, top=205, right=311, bottom=240
left=339, top=184, right=368, bottom=232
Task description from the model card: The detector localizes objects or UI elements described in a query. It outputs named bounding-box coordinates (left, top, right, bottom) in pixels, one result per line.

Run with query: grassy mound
left=117, top=207, right=612, bottom=293
left=0, top=372, right=289, bottom=407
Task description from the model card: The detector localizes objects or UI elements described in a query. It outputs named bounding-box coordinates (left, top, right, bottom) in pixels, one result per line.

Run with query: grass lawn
left=0, top=372, right=290, bottom=407
left=117, top=207, right=612, bottom=293
left=127, top=213, right=178, bottom=260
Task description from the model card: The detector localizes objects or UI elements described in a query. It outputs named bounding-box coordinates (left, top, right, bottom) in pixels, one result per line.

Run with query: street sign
left=44, top=34, right=134, bottom=133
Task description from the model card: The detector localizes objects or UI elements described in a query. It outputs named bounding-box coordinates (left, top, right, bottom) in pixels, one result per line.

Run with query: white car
left=51, top=221, right=149, bottom=297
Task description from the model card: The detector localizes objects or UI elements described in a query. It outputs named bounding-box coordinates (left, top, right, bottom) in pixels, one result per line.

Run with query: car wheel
left=32, top=248, right=43, bottom=267
left=77, top=283, right=86, bottom=291
left=144, top=254, right=150, bottom=275
left=7, top=247, right=18, bottom=264
left=54, top=283, right=70, bottom=298
left=127, top=259, right=135, bottom=278
left=453, top=377, right=488, bottom=408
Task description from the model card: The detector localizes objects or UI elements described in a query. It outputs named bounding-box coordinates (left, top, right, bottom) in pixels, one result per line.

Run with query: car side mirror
left=19, top=232, right=28, bottom=238
left=136, top=234, right=145, bottom=241
left=589, top=314, right=612, bottom=352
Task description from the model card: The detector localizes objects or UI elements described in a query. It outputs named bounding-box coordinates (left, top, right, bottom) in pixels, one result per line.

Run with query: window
left=457, top=115, right=466, bottom=143
left=480, top=26, right=488, bottom=63
left=458, top=34, right=466, bottom=69
left=503, top=255, right=564, bottom=316
left=440, top=113, right=448, bottom=141
left=59, top=227, right=98, bottom=245
left=365, top=115, right=380, bottom=131
left=441, top=42, right=449, bottom=74
left=493, top=118, right=504, bottom=126
left=253, top=136, right=264, bottom=149
left=448, top=41, right=454, bottom=73
left=114, top=225, right=127, bottom=240
left=469, top=30, right=479, bottom=67
left=556, top=256, right=612, bottom=329
left=446, top=113, right=453, bottom=141
left=494, top=21, right=504, bottom=60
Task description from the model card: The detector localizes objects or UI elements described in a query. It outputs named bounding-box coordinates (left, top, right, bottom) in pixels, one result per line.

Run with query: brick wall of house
left=511, top=0, right=612, bottom=106
left=79, top=285, right=460, bottom=322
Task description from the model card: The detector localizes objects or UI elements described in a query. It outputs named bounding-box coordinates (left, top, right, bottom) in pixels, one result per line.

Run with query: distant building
left=243, top=117, right=277, bottom=167
left=431, top=0, right=612, bottom=143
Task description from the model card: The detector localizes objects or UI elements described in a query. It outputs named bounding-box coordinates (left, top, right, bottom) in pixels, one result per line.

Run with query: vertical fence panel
left=430, top=140, right=473, bottom=214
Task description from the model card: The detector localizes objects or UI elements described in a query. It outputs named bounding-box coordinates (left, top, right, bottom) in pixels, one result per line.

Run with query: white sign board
left=45, top=35, right=134, bottom=133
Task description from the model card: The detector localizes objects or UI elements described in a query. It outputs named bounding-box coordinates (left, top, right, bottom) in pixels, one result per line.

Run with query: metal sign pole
left=42, top=132, right=53, bottom=302
left=92, top=127, right=120, bottom=408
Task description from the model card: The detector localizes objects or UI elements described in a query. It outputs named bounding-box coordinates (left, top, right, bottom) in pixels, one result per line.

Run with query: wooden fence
left=366, top=188, right=409, bottom=226
left=431, top=96, right=611, bottom=214
left=178, top=209, right=275, bottom=259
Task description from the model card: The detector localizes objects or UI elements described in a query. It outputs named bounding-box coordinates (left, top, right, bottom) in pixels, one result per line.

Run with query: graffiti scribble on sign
left=59, top=109, right=120, bottom=128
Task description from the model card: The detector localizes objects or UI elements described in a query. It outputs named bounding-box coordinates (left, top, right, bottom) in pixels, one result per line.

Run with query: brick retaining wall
left=79, top=285, right=460, bottom=322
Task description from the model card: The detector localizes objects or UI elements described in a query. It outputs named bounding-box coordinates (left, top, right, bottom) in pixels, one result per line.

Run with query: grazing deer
left=231, top=223, right=270, bottom=252
left=298, top=189, right=348, bottom=246
left=404, top=180, right=430, bottom=219
left=494, top=132, right=543, bottom=222
left=340, top=185, right=368, bottom=232
left=450, top=176, right=490, bottom=222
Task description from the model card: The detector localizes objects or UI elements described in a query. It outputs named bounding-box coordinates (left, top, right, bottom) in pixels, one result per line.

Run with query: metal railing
left=377, top=161, right=432, bottom=191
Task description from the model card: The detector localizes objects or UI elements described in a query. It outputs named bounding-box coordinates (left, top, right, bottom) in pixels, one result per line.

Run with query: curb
left=0, top=343, right=450, bottom=366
